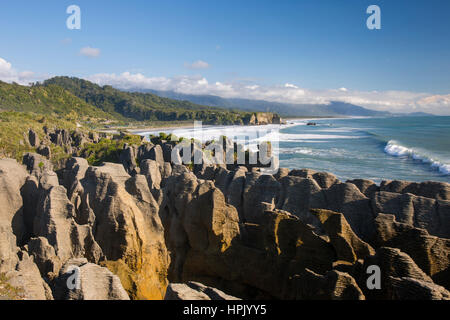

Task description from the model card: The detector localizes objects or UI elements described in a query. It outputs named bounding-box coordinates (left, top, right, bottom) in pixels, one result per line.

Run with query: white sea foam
left=384, top=141, right=450, bottom=175
left=278, top=133, right=360, bottom=142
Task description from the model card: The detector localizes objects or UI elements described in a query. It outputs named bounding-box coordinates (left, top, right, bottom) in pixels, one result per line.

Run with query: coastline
left=1, top=141, right=448, bottom=300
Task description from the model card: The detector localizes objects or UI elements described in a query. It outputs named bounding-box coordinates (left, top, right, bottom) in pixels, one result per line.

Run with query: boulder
left=361, top=247, right=435, bottom=299
left=374, top=214, right=450, bottom=289
left=140, top=160, right=162, bottom=195
left=5, top=251, right=53, bottom=300
left=277, top=176, right=325, bottom=228
left=225, top=167, right=247, bottom=219
left=22, top=153, right=53, bottom=179
left=389, top=276, right=450, bottom=300
left=28, top=129, right=40, bottom=147
left=119, top=145, right=137, bottom=174
left=164, top=282, right=240, bottom=300
left=27, top=237, right=62, bottom=279
left=321, top=183, right=375, bottom=242
left=148, top=145, right=165, bottom=167
left=285, top=269, right=365, bottom=300
left=289, top=169, right=339, bottom=189
left=274, top=167, right=290, bottom=180
left=372, top=191, right=450, bottom=238
left=36, top=145, right=51, bottom=158
left=53, top=258, right=130, bottom=300
left=347, top=179, right=379, bottom=198
left=381, top=180, right=450, bottom=200
left=242, top=173, right=281, bottom=224
left=161, top=143, right=173, bottom=163
left=311, top=209, right=375, bottom=263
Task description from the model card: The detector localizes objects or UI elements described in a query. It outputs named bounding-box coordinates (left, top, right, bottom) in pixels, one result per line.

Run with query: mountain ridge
left=131, top=88, right=434, bottom=117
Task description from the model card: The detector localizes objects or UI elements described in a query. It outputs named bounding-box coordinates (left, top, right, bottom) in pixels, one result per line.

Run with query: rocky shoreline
left=0, top=127, right=449, bottom=300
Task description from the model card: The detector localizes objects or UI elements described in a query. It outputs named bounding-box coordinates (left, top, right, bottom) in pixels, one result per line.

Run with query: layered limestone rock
left=242, top=173, right=280, bottom=223
left=311, top=209, right=375, bottom=263
left=380, top=180, right=450, bottom=200
left=389, top=277, right=450, bottom=300
left=289, top=169, right=339, bottom=189
left=52, top=258, right=130, bottom=300
left=165, top=281, right=240, bottom=300
left=285, top=269, right=365, bottom=300
left=374, top=214, right=450, bottom=289
left=372, top=191, right=450, bottom=238
left=33, top=185, right=103, bottom=266
left=0, top=159, right=54, bottom=299
left=5, top=251, right=54, bottom=300
left=161, top=172, right=339, bottom=299
left=80, top=163, right=169, bottom=300
left=361, top=247, right=438, bottom=300
left=0, top=159, right=29, bottom=272
left=1, top=152, right=449, bottom=301
left=276, top=176, right=375, bottom=242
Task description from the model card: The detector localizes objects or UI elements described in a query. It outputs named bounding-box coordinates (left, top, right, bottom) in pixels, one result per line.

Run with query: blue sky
left=0, top=0, right=449, bottom=114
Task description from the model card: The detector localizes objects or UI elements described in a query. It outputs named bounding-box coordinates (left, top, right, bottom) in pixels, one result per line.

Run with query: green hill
left=0, top=81, right=111, bottom=120
left=42, top=77, right=253, bottom=125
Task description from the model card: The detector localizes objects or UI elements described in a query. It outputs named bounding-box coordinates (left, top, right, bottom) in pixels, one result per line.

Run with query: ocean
left=139, top=116, right=450, bottom=184
left=278, top=116, right=450, bottom=183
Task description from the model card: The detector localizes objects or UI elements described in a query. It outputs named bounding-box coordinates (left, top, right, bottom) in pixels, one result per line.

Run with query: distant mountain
left=132, top=89, right=391, bottom=117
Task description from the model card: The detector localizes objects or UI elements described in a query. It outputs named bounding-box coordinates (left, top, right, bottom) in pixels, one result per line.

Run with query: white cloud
left=79, top=47, right=101, bottom=58
left=184, top=60, right=210, bottom=70
left=87, top=71, right=450, bottom=115
left=0, top=57, right=36, bottom=84
left=0, top=56, right=448, bottom=115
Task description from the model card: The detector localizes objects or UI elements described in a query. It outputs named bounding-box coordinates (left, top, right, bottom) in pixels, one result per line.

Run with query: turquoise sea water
left=139, top=116, right=450, bottom=184
left=279, top=116, right=450, bottom=183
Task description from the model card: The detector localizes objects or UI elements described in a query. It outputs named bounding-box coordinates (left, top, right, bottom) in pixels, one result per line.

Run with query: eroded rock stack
left=0, top=153, right=449, bottom=300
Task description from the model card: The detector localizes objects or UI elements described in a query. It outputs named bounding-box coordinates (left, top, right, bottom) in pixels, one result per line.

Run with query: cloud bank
left=87, top=71, right=450, bottom=115
left=0, top=57, right=448, bottom=115
left=0, top=58, right=36, bottom=85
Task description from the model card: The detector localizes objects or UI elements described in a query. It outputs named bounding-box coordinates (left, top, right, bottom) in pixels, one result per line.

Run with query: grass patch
left=81, top=133, right=143, bottom=166
left=0, top=273, right=24, bottom=300
left=0, top=111, right=76, bottom=161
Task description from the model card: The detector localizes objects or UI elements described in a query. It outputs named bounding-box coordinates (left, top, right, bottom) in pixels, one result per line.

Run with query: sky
left=0, top=0, right=449, bottom=114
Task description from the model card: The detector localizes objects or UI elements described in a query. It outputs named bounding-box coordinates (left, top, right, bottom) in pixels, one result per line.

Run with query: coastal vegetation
left=41, top=77, right=261, bottom=125
left=0, top=77, right=281, bottom=163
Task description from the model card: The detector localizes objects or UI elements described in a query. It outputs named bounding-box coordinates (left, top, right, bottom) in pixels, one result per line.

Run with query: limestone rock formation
left=372, top=191, right=450, bottom=238
left=374, top=213, right=450, bottom=288
left=5, top=251, right=53, bottom=300
left=380, top=180, right=450, bottom=200
left=81, top=163, right=169, bottom=300
left=285, top=269, right=365, bottom=300
left=361, top=247, right=435, bottom=299
left=311, top=209, right=375, bottom=263
left=389, top=276, right=450, bottom=300
left=165, top=281, right=240, bottom=300
left=53, top=258, right=130, bottom=300
left=28, top=129, right=40, bottom=147
left=33, top=185, right=103, bottom=266
left=0, top=159, right=29, bottom=271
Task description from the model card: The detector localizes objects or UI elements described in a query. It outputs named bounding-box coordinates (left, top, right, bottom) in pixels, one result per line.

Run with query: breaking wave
left=384, top=141, right=450, bottom=175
